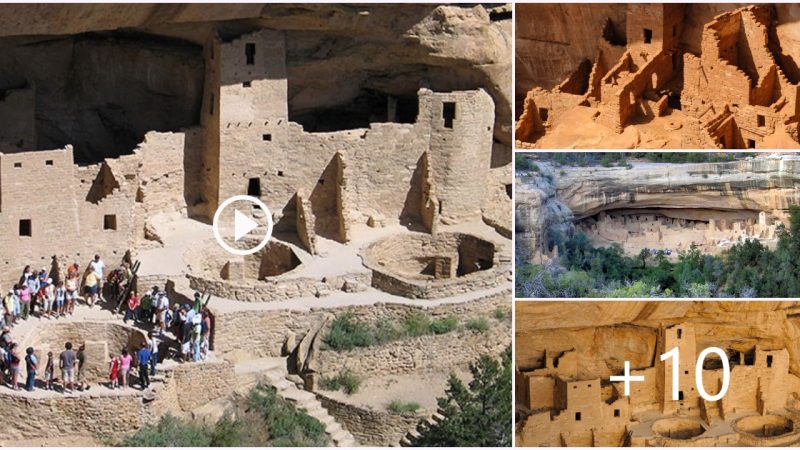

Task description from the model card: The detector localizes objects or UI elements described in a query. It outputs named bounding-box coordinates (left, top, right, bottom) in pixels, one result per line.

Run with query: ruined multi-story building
left=517, top=322, right=800, bottom=447
left=0, top=26, right=504, bottom=288
left=515, top=4, right=800, bottom=149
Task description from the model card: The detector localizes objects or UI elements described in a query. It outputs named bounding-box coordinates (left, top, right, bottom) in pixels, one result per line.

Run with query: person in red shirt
left=123, top=291, right=140, bottom=324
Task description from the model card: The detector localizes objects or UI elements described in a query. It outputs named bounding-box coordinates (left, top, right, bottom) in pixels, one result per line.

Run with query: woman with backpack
left=8, top=343, right=20, bottom=390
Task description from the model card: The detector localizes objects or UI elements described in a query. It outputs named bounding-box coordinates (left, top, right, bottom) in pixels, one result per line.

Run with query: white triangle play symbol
left=234, top=209, right=258, bottom=241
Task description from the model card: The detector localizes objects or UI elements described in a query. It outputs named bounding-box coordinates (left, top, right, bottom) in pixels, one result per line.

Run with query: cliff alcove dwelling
left=0, top=3, right=512, bottom=447
left=515, top=4, right=800, bottom=149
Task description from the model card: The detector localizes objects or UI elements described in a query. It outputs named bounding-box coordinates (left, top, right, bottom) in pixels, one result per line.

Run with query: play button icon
left=213, top=195, right=274, bottom=256
left=234, top=209, right=259, bottom=241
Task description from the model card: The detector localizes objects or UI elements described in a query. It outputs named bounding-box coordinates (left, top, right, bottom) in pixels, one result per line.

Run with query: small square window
left=19, top=219, right=31, bottom=237
left=277, top=171, right=284, bottom=177
left=263, top=134, right=272, bottom=142
left=45, top=160, right=53, bottom=166
left=757, top=114, right=766, bottom=127
left=644, top=28, right=653, bottom=44
left=243, top=81, right=251, bottom=88
left=103, top=214, right=117, bottom=231
left=575, top=412, right=581, bottom=421
left=245, top=43, right=256, bottom=65
left=614, top=409, right=620, bottom=417
left=13, top=162, right=21, bottom=168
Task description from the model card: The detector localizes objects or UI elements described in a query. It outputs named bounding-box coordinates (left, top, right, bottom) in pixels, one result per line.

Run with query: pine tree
left=409, top=347, right=512, bottom=447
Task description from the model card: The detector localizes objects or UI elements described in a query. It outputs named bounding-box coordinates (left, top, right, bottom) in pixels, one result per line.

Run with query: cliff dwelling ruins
left=516, top=301, right=800, bottom=447
left=515, top=153, right=800, bottom=265
left=0, top=4, right=512, bottom=446
left=515, top=4, right=800, bottom=149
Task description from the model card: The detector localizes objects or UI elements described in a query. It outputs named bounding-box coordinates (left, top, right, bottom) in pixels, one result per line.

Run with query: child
left=44, top=351, right=54, bottom=390
left=181, top=339, right=191, bottom=363
left=108, top=354, right=120, bottom=389
left=41, top=278, right=54, bottom=318
left=55, top=281, right=66, bottom=318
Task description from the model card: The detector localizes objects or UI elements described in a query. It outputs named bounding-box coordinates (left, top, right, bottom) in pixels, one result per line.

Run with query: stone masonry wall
left=317, top=392, right=420, bottom=446
left=316, top=324, right=510, bottom=378
left=211, top=290, right=510, bottom=358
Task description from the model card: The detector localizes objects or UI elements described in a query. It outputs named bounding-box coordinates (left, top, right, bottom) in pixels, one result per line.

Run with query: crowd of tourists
left=0, top=254, right=214, bottom=394
left=0, top=254, right=129, bottom=327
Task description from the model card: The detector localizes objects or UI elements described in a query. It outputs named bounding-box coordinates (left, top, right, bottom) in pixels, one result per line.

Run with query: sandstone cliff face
left=515, top=3, right=800, bottom=110
left=516, top=301, right=800, bottom=378
left=0, top=3, right=512, bottom=162
left=516, top=155, right=800, bottom=259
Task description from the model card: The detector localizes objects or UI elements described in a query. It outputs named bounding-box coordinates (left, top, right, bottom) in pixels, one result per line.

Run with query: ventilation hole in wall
left=13, top=162, right=21, bottom=168
left=767, top=355, right=773, bottom=367
left=678, top=391, right=684, bottom=401
left=19, top=219, right=31, bottom=237
left=614, top=409, right=620, bottom=417
left=262, top=134, right=272, bottom=142
left=442, top=102, right=456, bottom=129
left=318, top=179, right=325, bottom=185
left=677, top=329, right=682, bottom=339
left=45, top=160, right=54, bottom=166
left=245, top=43, right=256, bottom=65
left=575, top=412, right=582, bottom=421
left=103, top=214, right=117, bottom=231
left=243, top=81, right=251, bottom=88
left=277, top=171, right=284, bottom=177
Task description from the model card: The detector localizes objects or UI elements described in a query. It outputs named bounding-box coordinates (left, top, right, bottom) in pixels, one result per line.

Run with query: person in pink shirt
left=119, top=349, right=133, bottom=389
left=19, top=285, right=31, bottom=320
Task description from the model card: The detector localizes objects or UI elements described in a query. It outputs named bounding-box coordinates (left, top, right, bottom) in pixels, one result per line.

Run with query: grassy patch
left=324, top=312, right=461, bottom=351
left=320, top=369, right=361, bottom=395
left=388, top=400, right=421, bottom=415
left=466, top=317, right=490, bottom=333
left=493, top=307, right=507, bottom=320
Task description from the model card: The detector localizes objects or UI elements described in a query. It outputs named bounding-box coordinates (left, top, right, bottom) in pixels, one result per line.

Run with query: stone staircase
left=398, top=408, right=445, bottom=446
left=234, top=358, right=357, bottom=447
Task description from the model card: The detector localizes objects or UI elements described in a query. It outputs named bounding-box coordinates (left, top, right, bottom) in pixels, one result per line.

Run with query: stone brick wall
left=0, top=390, right=147, bottom=441
left=316, top=322, right=510, bottom=377
left=211, top=290, right=510, bottom=358
left=161, top=359, right=235, bottom=412
left=188, top=271, right=371, bottom=302
left=317, top=392, right=420, bottom=446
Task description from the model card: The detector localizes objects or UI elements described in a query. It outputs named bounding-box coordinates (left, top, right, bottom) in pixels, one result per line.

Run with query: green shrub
left=247, top=384, right=329, bottom=446
left=320, top=369, right=361, bottom=395
left=429, top=315, right=459, bottom=334
left=466, top=317, right=490, bottom=333
left=493, top=307, right=507, bottom=320
left=402, top=311, right=433, bottom=337
left=119, top=414, right=216, bottom=447
left=388, top=400, right=421, bottom=415
left=373, top=318, right=401, bottom=344
left=325, top=313, right=376, bottom=350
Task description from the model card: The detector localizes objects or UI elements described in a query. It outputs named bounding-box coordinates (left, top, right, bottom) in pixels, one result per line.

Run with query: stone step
left=282, top=388, right=316, bottom=403
left=271, top=378, right=292, bottom=391
left=326, top=421, right=342, bottom=435
left=330, top=428, right=349, bottom=442
left=337, top=437, right=356, bottom=447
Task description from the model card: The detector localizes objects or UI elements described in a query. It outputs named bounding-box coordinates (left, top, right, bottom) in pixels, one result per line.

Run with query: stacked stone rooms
left=0, top=4, right=511, bottom=446
left=515, top=4, right=800, bottom=149
left=516, top=302, right=800, bottom=447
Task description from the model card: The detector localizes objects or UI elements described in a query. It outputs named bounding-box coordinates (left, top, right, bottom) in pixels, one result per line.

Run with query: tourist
left=59, top=342, right=76, bottom=393
left=41, top=278, right=54, bottom=318
left=119, top=348, right=132, bottom=389
left=192, top=313, right=202, bottom=361
left=193, top=292, right=203, bottom=313
left=54, top=281, right=66, bottom=318
left=181, top=334, right=191, bottom=363
left=109, top=354, right=120, bottom=389
left=89, top=254, right=106, bottom=302
left=123, top=291, right=140, bottom=324
left=84, top=269, right=99, bottom=307
left=201, top=309, right=211, bottom=359
left=24, top=347, right=37, bottom=392
left=139, top=289, right=153, bottom=324
left=8, top=342, right=20, bottom=390
left=65, top=272, right=78, bottom=315
left=44, top=351, right=55, bottom=390
left=137, top=343, right=151, bottom=389
left=2, top=289, right=13, bottom=326
left=19, top=265, right=32, bottom=286
left=24, top=273, right=39, bottom=317
left=178, top=304, right=190, bottom=344
left=76, top=344, right=90, bottom=391
left=155, top=292, right=170, bottom=337
left=19, top=284, right=31, bottom=320
left=148, top=332, right=159, bottom=377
